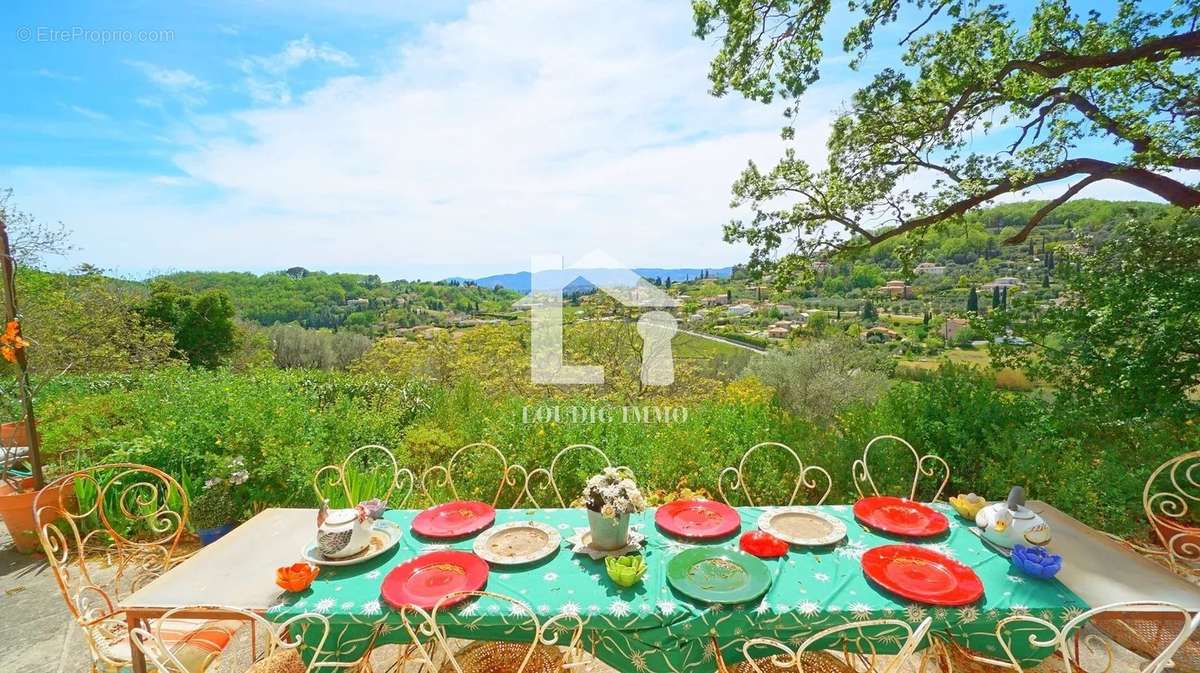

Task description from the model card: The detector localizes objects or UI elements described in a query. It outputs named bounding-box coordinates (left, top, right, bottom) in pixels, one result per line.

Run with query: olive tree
left=693, top=0, right=1200, bottom=282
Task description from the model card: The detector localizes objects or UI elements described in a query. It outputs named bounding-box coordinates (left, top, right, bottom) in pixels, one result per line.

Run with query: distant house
left=702, top=295, right=731, bottom=307
left=772, top=304, right=797, bottom=316
left=880, top=280, right=914, bottom=299
left=915, top=262, right=947, bottom=276
left=345, top=298, right=370, bottom=309
left=771, top=320, right=793, bottom=330
left=726, top=304, right=755, bottom=317
left=861, top=326, right=901, bottom=341
left=767, top=326, right=791, bottom=339
left=981, top=276, right=1026, bottom=291
left=793, top=312, right=810, bottom=325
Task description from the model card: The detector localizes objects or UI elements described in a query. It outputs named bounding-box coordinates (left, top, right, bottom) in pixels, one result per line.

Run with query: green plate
left=666, top=547, right=772, bottom=604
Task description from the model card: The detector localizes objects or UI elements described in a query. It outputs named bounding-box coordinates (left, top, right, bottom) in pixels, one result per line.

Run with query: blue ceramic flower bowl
left=1011, top=544, right=1062, bottom=579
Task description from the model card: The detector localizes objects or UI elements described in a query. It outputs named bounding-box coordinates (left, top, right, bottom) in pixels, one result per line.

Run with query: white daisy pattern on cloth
left=313, top=598, right=336, bottom=614
left=797, top=600, right=820, bottom=616
left=266, top=602, right=285, bottom=614
left=459, top=602, right=479, bottom=616
left=509, top=602, right=531, bottom=616
left=754, top=600, right=771, bottom=615
left=537, top=604, right=552, bottom=614
left=849, top=602, right=871, bottom=620
left=609, top=599, right=631, bottom=617
left=836, top=539, right=868, bottom=560
left=560, top=602, right=580, bottom=616
left=543, top=572, right=558, bottom=582
left=360, top=600, right=382, bottom=616
left=340, top=601, right=354, bottom=610
left=814, top=572, right=831, bottom=582
left=657, top=600, right=678, bottom=615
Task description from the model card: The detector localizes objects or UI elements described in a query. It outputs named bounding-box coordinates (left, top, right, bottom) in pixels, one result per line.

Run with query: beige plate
left=472, top=521, right=561, bottom=565
left=757, top=508, right=847, bottom=546
left=301, top=520, right=403, bottom=566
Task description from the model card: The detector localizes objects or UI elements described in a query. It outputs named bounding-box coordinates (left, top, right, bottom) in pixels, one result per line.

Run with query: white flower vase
left=587, top=509, right=630, bottom=550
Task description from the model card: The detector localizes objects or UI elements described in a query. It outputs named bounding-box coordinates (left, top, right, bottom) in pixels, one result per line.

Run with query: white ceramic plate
left=757, top=507, right=846, bottom=546
left=472, top=520, right=561, bottom=565
left=301, top=520, right=403, bottom=566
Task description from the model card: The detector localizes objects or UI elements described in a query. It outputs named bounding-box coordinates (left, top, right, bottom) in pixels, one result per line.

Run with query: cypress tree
left=967, top=287, right=979, bottom=312
left=992, top=286, right=1001, bottom=308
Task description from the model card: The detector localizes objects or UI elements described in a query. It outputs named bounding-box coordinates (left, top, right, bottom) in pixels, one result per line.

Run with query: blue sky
left=0, top=1, right=1174, bottom=280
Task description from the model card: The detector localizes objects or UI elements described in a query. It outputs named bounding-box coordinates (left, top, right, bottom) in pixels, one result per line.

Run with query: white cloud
left=126, top=60, right=211, bottom=105
left=240, top=35, right=356, bottom=104
left=11, top=0, right=839, bottom=278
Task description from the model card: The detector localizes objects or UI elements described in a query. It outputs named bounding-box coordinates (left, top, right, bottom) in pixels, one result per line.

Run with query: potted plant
left=581, top=467, right=645, bottom=550
left=192, top=457, right=249, bottom=545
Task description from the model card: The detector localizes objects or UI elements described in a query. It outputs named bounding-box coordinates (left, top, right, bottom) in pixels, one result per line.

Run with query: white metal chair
left=1064, top=602, right=1199, bottom=673
left=523, top=444, right=630, bottom=508
left=940, top=603, right=1199, bottom=673
left=419, top=442, right=529, bottom=508
left=935, top=614, right=1065, bottom=673
left=397, top=590, right=589, bottom=673
left=718, top=441, right=833, bottom=506
left=852, top=435, right=950, bottom=502
left=132, top=606, right=331, bottom=673
left=723, top=617, right=933, bottom=673
left=33, top=463, right=241, bottom=673
left=313, top=444, right=415, bottom=508
left=1138, top=451, right=1200, bottom=575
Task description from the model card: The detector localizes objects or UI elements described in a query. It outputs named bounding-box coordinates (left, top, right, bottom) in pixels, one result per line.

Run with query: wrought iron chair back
left=1142, top=451, right=1200, bottom=573
left=397, top=590, right=588, bottom=673
left=33, top=463, right=191, bottom=671
left=131, top=605, right=332, bottom=673
left=312, top=444, right=414, bottom=508
left=524, top=444, right=627, bottom=508
left=737, top=617, right=933, bottom=673
left=1059, top=601, right=1197, bottom=673
left=934, top=614, right=1063, bottom=673
left=718, top=441, right=833, bottom=506
left=420, top=442, right=529, bottom=508
left=852, top=435, right=950, bottom=502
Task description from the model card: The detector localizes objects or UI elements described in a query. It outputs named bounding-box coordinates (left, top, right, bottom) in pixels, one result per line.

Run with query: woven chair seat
left=438, top=640, right=566, bottom=673
left=1092, top=612, right=1200, bottom=673
left=732, top=650, right=856, bottom=673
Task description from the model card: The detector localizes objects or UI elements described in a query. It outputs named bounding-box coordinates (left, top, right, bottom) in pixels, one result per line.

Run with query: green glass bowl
left=605, top=554, right=647, bottom=588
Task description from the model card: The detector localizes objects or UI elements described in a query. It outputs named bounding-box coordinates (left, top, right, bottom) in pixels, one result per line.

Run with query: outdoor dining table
left=122, top=501, right=1200, bottom=673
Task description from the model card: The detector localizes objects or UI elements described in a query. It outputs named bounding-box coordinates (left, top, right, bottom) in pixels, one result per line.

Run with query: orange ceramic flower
left=275, top=562, right=319, bottom=592
left=0, top=320, right=29, bottom=363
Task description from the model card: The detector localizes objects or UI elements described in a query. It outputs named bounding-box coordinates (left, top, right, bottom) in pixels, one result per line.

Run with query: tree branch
left=997, top=31, right=1200, bottom=80
left=1004, top=175, right=1102, bottom=244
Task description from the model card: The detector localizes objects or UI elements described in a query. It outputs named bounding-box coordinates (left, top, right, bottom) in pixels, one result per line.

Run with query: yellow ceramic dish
left=949, top=493, right=987, bottom=520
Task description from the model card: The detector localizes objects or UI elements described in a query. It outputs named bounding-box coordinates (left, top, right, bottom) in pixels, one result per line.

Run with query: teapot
left=975, top=486, right=1051, bottom=549
left=316, top=499, right=386, bottom=559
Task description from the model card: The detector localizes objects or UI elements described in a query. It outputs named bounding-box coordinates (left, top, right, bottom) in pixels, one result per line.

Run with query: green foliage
left=141, top=281, right=237, bottom=369
left=745, top=337, right=893, bottom=424
left=32, top=363, right=1189, bottom=536
left=695, top=1, right=1200, bottom=279
left=989, top=209, right=1200, bottom=423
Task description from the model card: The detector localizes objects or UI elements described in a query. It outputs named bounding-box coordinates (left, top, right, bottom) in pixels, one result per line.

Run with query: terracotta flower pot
left=0, top=421, right=29, bottom=448
left=0, top=477, right=71, bottom=554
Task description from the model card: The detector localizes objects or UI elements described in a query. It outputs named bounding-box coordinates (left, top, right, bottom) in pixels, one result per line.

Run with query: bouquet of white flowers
left=582, top=467, right=645, bottom=519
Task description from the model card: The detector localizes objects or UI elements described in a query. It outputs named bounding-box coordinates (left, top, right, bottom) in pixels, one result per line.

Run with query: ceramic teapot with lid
left=975, top=486, right=1051, bottom=548
left=316, top=499, right=386, bottom=559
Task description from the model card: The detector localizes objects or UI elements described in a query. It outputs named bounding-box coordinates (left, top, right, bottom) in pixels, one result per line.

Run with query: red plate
left=862, top=544, right=983, bottom=606
left=655, top=500, right=741, bottom=539
left=380, top=550, right=488, bottom=610
left=412, top=501, right=496, bottom=538
left=854, top=496, right=948, bottom=538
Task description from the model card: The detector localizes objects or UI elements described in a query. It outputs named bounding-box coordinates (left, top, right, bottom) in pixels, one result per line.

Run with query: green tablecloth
left=270, top=504, right=1086, bottom=672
